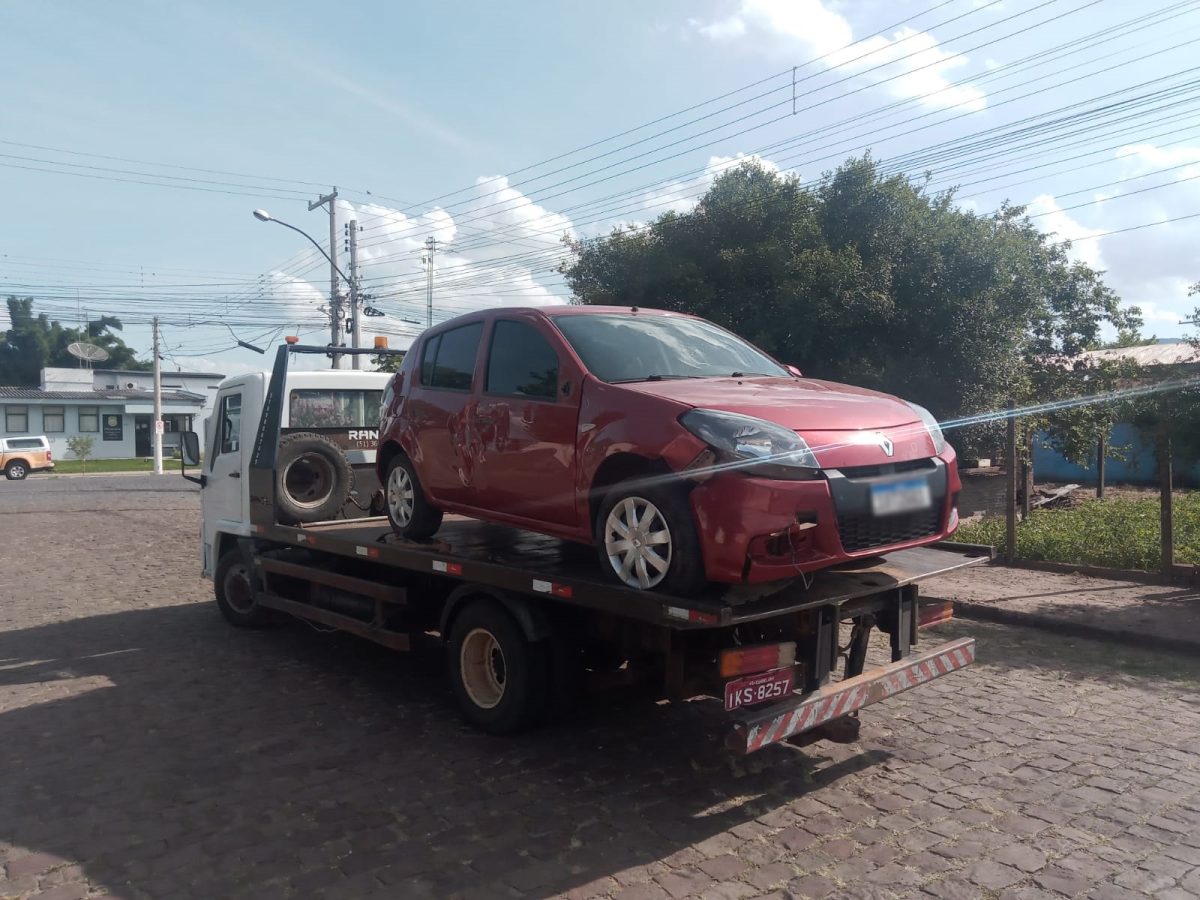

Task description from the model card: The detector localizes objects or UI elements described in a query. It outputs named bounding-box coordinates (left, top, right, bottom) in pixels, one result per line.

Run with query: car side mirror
left=786, top=364, right=803, bottom=378
left=180, top=431, right=206, bottom=487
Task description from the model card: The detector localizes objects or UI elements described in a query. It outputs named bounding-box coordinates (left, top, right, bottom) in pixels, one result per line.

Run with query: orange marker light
left=374, top=336, right=389, bottom=349
left=284, top=335, right=299, bottom=344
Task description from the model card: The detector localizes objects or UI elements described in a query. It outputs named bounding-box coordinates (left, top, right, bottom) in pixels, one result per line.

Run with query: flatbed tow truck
left=183, top=344, right=988, bottom=755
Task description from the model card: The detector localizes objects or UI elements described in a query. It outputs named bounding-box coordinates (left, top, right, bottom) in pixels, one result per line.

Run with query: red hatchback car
left=377, top=306, right=961, bottom=594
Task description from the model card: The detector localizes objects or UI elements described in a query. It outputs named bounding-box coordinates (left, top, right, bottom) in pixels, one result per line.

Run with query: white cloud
left=691, top=0, right=986, bottom=112
left=1024, top=193, right=1105, bottom=270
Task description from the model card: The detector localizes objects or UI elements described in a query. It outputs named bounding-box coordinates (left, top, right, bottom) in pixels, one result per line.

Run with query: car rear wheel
left=596, top=482, right=705, bottom=594
left=385, top=454, right=443, bottom=540
left=4, top=461, right=27, bottom=481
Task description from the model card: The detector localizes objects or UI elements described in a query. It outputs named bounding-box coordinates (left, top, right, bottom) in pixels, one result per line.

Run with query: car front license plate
left=724, top=668, right=795, bottom=712
left=871, top=478, right=932, bottom=516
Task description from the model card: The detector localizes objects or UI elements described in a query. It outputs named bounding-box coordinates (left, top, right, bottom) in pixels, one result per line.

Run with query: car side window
left=422, top=323, right=483, bottom=391
left=217, top=393, right=242, bottom=457
left=486, top=320, right=559, bottom=400
left=419, top=334, right=441, bottom=386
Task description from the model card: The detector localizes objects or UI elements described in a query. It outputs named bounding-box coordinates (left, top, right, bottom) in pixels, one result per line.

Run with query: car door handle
left=228, top=471, right=241, bottom=479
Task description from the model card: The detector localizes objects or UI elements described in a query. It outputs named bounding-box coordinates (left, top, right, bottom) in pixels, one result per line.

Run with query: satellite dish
left=67, top=342, right=110, bottom=367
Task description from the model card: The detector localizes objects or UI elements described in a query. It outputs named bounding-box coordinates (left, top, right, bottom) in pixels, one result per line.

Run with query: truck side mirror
left=786, top=364, right=803, bottom=378
left=181, top=431, right=201, bottom=466
left=180, top=431, right=205, bottom=486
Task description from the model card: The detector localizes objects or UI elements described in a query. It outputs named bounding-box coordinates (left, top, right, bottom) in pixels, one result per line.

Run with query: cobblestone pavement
left=2, top=478, right=1199, bottom=900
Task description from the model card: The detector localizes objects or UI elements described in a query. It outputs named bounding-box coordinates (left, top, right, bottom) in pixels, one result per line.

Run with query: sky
left=3, top=0, right=1200, bottom=377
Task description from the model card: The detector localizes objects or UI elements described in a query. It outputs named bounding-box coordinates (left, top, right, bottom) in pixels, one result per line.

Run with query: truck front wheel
left=214, top=549, right=274, bottom=628
left=447, top=600, right=546, bottom=734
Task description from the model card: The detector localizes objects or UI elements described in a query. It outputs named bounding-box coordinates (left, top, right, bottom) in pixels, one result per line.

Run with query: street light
left=252, top=209, right=350, bottom=283
left=253, top=208, right=354, bottom=368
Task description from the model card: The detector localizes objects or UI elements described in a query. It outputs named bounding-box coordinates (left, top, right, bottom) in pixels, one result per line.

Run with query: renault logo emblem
left=877, top=434, right=894, bottom=457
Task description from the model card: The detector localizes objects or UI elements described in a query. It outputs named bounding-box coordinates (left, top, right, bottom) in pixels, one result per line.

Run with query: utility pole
left=309, top=188, right=342, bottom=368
left=347, top=219, right=362, bottom=369
left=423, top=237, right=437, bottom=328
left=152, top=316, right=163, bottom=476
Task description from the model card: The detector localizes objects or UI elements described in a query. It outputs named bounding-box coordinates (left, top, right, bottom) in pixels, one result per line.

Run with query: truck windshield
left=288, top=389, right=383, bottom=428
left=552, top=314, right=787, bottom=383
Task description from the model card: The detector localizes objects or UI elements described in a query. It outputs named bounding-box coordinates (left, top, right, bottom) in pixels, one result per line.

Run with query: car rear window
left=421, top=322, right=483, bottom=391
left=551, top=314, right=786, bottom=383
left=289, top=390, right=383, bottom=428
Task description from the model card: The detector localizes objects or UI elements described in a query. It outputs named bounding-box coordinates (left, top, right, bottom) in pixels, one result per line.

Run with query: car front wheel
left=595, top=482, right=706, bottom=595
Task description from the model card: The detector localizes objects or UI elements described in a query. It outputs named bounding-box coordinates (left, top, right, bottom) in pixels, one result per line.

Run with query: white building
left=0, top=366, right=224, bottom=460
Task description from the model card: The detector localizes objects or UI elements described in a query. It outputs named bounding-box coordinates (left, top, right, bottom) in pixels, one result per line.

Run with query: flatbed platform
left=257, top=515, right=992, bottom=630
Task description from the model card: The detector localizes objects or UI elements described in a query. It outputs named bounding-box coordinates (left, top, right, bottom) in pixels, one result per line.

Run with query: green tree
left=373, top=349, right=407, bottom=373
left=0, top=297, right=150, bottom=385
left=562, top=157, right=1141, bottom=456
left=66, top=435, right=95, bottom=473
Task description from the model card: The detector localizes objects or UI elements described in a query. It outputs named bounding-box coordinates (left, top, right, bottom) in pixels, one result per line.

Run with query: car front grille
left=837, top=507, right=943, bottom=553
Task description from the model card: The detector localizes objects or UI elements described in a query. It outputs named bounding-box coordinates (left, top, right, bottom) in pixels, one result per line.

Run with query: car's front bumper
left=688, top=449, right=961, bottom=584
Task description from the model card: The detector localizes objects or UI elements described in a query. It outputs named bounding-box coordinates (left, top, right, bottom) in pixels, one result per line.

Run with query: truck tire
left=5, top=460, right=28, bottom=480
left=385, top=454, right=443, bottom=540
left=595, top=481, right=706, bottom=595
left=447, top=600, right=547, bottom=734
left=214, top=549, right=275, bottom=628
left=276, top=432, right=352, bottom=525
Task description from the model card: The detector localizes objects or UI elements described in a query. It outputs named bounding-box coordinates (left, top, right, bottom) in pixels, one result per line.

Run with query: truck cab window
left=219, top=394, right=242, bottom=455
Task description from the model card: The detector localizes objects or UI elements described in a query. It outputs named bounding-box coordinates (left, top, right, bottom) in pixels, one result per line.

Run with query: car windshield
left=552, top=314, right=787, bottom=383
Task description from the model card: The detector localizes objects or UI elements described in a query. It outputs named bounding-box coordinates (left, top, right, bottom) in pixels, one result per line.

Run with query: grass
left=951, top=493, right=1200, bottom=570
left=51, top=458, right=160, bottom=474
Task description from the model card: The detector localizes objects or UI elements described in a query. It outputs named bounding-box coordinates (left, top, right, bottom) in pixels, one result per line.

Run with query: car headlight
left=680, top=409, right=819, bottom=478
left=907, top=402, right=946, bottom=455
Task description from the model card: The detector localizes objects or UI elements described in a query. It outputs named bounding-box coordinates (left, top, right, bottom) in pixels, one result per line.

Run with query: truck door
left=206, top=390, right=246, bottom=530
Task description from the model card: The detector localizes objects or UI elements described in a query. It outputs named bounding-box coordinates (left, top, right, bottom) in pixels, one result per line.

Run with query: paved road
left=2, top=478, right=1199, bottom=899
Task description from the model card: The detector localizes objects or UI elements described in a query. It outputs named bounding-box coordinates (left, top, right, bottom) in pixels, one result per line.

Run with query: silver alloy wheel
left=387, top=464, right=415, bottom=526
left=223, top=561, right=256, bottom=614
left=8, top=463, right=25, bottom=479
left=603, top=496, right=673, bottom=589
left=460, top=627, right=506, bottom=709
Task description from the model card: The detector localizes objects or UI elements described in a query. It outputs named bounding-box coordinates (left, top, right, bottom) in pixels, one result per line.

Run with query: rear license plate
left=724, top=668, right=795, bottom=712
left=871, top=478, right=932, bottom=516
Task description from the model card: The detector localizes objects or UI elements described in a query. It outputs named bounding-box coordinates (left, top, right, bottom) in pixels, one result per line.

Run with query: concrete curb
left=45, top=471, right=163, bottom=478
left=946, top=598, right=1200, bottom=657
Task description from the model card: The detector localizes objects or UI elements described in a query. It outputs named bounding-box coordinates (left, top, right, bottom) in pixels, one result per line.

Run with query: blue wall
left=1033, top=422, right=1200, bottom=486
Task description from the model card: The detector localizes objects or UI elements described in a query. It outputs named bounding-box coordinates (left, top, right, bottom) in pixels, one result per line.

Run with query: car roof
left=421, top=305, right=696, bottom=337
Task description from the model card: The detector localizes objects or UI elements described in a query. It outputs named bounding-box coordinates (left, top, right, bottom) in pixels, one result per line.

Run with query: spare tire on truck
left=276, top=432, right=352, bottom=524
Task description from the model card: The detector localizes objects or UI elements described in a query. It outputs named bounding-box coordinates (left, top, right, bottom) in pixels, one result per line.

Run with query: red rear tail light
left=46, top=450, right=53, bottom=461
left=719, top=642, right=796, bottom=678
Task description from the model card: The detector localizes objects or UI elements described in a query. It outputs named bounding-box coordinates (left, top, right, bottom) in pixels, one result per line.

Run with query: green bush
left=951, top=495, right=1200, bottom=570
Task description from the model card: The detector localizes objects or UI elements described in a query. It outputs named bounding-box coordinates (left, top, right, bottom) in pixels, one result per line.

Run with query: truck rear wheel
left=214, top=549, right=275, bottom=628
left=447, top=600, right=546, bottom=734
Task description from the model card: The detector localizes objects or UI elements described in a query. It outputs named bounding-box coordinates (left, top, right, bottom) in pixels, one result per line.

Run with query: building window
left=5, top=406, right=28, bottom=433
left=78, top=406, right=99, bottom=433
left=43, top=406, right=65, bottom=433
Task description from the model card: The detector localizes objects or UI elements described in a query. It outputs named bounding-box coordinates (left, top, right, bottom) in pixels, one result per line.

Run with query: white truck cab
left=198, top=369, right=391, bottom=577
